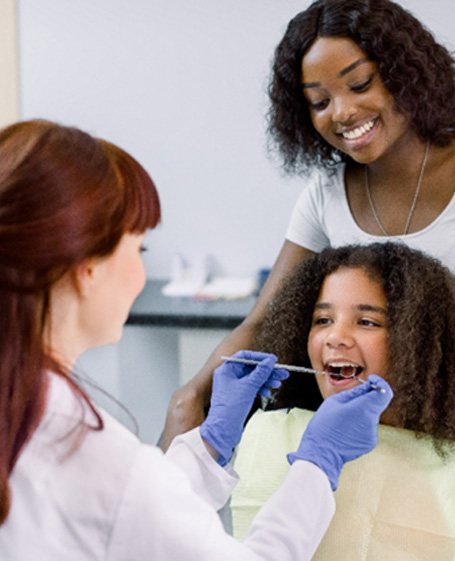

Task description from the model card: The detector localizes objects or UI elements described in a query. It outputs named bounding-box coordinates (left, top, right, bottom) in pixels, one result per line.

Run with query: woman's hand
left=160, top=380, right=209, bottom=451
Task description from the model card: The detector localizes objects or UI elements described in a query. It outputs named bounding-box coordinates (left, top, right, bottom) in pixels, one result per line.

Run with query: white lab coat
left=0, top=374, right=335, bottom=560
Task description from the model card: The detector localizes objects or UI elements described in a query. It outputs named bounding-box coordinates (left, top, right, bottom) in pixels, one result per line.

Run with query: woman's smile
left=337, top=118, right=380, bottom=150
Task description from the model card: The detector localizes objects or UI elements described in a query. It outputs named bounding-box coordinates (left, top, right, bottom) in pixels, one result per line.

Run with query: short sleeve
left=285, top=169, right=331, bottom=252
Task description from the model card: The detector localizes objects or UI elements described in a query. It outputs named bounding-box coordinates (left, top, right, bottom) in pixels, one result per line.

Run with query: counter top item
left=127, top=280, right=256, bottom=329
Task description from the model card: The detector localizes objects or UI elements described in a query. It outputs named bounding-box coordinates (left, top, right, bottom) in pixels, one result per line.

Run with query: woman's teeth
left=342, top=120, right=375, bottom=140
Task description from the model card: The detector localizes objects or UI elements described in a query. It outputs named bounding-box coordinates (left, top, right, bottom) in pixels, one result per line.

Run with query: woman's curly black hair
left=253, top=242, right=455, bottom=456
left=268, top=0, right=455, bottom=172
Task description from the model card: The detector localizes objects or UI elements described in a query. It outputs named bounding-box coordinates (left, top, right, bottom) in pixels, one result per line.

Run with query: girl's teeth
left=325, top=362, right=363, bottom=379
left=343, top=120, right=374, bottom=140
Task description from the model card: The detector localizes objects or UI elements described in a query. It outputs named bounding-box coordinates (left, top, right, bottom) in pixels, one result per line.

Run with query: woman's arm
left=160, top=241, right=315, bottom=450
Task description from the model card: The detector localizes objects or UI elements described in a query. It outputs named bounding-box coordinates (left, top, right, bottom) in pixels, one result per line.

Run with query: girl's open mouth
left=324, top=362, right=364, bottom=381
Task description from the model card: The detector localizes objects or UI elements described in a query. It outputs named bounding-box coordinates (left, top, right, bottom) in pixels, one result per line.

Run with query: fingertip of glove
left=266, top=379, right=282, bottom=389
left=269, top=368, right=290, bottom=381
left=367, top=373, right=386, bottom=388
left=235, top=350, right=277, bottom=362
left=366, top=375, right=394, bottom=400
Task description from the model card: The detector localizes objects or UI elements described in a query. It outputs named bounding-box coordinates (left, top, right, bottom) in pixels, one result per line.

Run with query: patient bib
left=232, top=408, right=455, bottom=561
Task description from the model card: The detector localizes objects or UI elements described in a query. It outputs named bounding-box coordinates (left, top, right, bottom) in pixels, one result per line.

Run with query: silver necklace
left=364, top=141, right=430, bottom=236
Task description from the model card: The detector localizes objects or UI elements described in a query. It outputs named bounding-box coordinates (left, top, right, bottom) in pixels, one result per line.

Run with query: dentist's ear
left=72, top=257, right=104, bottom=297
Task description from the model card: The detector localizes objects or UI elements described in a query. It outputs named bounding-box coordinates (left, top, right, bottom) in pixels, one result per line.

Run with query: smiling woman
left=269, top=0, right=455, bottom=171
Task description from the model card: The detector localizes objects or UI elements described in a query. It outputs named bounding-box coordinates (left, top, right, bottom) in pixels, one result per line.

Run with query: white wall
left=17, top=0, right=299, bottom=279
left=398, top=0, right=454, bottom=46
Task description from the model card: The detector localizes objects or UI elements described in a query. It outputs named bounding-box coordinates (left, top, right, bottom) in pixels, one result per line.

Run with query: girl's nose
left=325, top=323, right=355, bottom=349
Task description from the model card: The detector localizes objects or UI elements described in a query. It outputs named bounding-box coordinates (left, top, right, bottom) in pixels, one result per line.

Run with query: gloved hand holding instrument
left=288, top=374, right=394, bottom=490
left=200, top=350, right=289, bottom=465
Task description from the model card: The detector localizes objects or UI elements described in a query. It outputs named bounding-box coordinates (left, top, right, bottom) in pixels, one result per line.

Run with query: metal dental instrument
left=351, top=376, right=386, bottom=393
left=220, top=355, right=323, bottom=376
left=220, top=355, right=386, bottom=393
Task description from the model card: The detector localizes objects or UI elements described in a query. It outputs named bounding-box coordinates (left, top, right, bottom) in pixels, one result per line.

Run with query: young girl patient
left=231, top=242, right=455, bottom=560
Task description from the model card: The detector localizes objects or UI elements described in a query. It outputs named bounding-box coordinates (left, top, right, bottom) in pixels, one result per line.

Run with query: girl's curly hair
left=268, top=0, right=455, bottom=172
left=253, top=242, right=455, bottom=456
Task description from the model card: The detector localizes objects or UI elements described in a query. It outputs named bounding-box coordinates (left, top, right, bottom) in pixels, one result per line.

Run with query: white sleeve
left=165, top=427, right=238, bottom=510
left=285, top=169, right=331, bottom=252
left=244, top=461, right=335, bottom=560
left=106, top=443, right=335, bottom=561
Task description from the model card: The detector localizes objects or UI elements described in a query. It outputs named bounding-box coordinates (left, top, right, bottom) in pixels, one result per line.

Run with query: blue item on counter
left=256, top=268, right=271, bottom=296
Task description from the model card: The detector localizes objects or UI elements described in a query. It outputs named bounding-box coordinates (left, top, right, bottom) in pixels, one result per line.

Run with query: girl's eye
left=351, top=76, right=373, bottom=93
left=358, top=318, right=382, bottom=327
left=312, top=316, right=332, bottom=326
left=140, top=245, right=148, bottom=253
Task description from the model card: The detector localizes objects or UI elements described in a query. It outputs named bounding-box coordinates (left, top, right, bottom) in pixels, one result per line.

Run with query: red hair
left=0, top=120, right=161, bottom=523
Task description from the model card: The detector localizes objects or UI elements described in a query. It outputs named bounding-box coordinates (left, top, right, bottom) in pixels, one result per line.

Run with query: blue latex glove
left=200, top=350, right=289, bottom=466
left=288, top=374, right=393, bottom=491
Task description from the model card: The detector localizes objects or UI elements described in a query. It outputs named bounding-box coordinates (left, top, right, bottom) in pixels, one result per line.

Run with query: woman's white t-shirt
left=286, top=165, right=455, bottom=272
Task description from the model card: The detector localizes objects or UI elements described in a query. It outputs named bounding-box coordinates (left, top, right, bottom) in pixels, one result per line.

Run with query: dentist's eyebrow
left=302, top=58, right=368, bottom=88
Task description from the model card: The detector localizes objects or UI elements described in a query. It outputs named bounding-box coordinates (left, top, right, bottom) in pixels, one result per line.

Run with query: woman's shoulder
left=303, top=164, right=346, bottom=190
left=295, top=164, right=347, bottom=210
left=9, top=376, right=179, bottom=559
left=42, top=373, right=139, bottom=448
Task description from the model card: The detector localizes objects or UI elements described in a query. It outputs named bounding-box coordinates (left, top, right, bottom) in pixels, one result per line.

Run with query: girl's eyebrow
left=357, top=304, right=387, bottom=315
left=314, top=302, right=331, bottom=309
left=302, top=58, right=368, bottom=89
left=314, top=302, right=387, bottom=315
